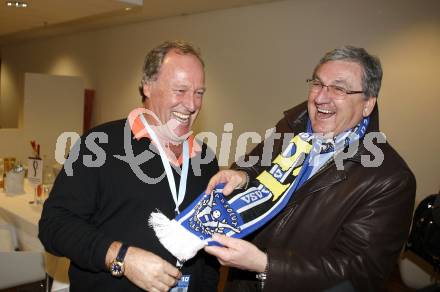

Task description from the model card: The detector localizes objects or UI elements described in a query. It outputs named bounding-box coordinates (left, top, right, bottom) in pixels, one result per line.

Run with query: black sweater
left=39, top=119, right=219, bottom=292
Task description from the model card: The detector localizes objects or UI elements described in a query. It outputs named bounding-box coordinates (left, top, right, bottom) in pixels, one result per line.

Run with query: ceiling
left=0, top=0, right=280, bottom=45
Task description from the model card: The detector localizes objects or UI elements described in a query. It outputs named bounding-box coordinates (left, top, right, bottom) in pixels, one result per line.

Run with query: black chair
left=403, top=192, right=440, bottom=291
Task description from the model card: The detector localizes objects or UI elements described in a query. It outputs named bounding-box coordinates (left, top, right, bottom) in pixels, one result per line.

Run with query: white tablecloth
left=0, top=181, right=70, bottom=284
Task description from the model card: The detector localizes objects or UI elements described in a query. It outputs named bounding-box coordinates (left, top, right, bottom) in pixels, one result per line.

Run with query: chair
left=0, top=221, right=47, bottom=290
left=0, top=251, right=47, bottom=289
left=45, top=253, right=70, bottom=292
left=399, top=252, right=440, bottom=290
left=399, top=193, right=440, bottom=290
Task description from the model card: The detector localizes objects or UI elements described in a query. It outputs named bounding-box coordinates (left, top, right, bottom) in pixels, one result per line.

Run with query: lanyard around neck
left=139, top=114, right=189, bottom=214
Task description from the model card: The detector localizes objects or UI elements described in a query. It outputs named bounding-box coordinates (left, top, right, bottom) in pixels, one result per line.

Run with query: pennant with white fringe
left=148, top=132, right=314, bottom=263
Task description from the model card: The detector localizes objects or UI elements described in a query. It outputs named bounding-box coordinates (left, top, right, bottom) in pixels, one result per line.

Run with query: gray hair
left=313, top=46, right=383, bottom=98
left=139, top=40, right=204, bottom=102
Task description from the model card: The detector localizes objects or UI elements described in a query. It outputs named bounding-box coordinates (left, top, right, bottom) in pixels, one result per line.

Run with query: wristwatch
left=256, top=252, right=269, bottom=291
left=109, top=243, right=129, bottom=277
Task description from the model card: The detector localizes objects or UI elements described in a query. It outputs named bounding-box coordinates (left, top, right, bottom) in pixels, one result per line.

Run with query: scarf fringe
left=148, top=211, right=207, bottom=262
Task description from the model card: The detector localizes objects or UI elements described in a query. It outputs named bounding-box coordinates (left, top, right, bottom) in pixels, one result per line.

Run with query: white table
left=0, top=183, right=43, bottom=250
left=0, top=181, right=70, bottom=285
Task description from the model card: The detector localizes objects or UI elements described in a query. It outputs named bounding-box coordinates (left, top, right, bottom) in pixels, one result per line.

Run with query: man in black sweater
left=39, top=41, right=219, bottom=292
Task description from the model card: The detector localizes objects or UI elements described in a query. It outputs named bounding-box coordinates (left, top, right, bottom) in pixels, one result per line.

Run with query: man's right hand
left=124, top=246, right=181, bottom=291
left=205, top=170, right=248, bottom=196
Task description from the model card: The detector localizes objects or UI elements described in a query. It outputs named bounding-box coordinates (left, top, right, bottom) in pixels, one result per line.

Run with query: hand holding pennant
left=149, top=132, right=315, bottom=263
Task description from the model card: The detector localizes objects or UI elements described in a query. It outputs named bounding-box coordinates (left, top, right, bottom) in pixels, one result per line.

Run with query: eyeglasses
left=306, top=79, right=364, bottom=100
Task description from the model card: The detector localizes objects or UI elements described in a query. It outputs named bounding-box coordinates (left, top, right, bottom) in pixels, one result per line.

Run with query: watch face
left=110, top=261, right=124, bottom=277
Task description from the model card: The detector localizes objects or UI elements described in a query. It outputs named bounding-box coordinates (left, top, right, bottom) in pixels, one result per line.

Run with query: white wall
left=0, top=0, right=439, bottom=201
left=0, top=73, right=84, bottom=165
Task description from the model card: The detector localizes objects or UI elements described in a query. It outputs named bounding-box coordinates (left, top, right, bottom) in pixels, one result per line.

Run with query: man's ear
left=363, top=97, right=377, bottom=117
left=143, top=82, right=152, bottom=100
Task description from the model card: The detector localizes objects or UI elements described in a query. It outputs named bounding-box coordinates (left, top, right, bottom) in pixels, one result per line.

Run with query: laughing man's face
left=307, top=60, right=376, bottom=136
left=143, top=50, right=205, bottom=141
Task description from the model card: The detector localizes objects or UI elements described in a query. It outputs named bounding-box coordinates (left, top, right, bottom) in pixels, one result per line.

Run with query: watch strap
left=116, top=243, right=129, bottom=262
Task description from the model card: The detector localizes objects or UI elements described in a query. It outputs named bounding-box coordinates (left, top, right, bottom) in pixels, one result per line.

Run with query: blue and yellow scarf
left=149, top=117, right=369, bottom=262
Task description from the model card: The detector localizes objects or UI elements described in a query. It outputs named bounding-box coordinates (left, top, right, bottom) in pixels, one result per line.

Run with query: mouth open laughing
left=316, top=107, right=335, bottom=119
